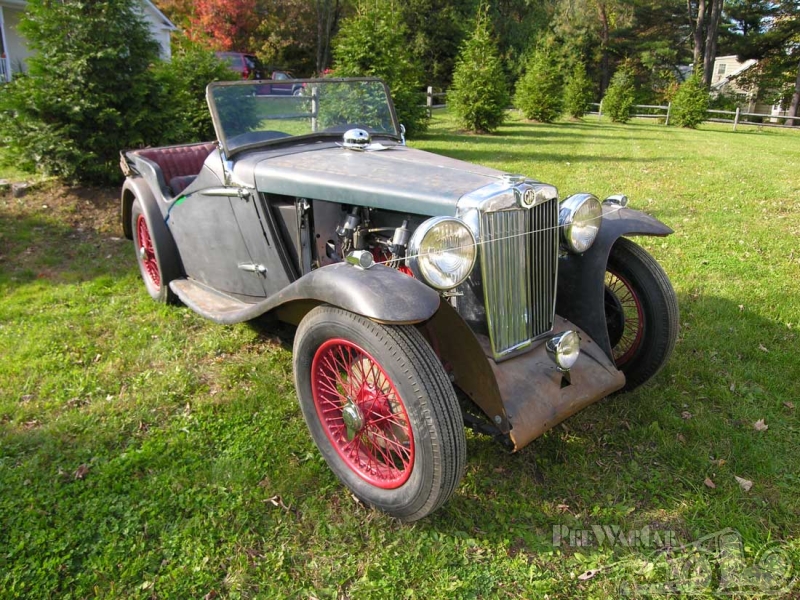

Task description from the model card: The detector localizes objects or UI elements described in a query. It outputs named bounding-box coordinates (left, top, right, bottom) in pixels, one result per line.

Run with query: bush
left=0, top=0, right=167, bottom=184
left=563, top=62, right=594, bottom=118
left=514, top=42, right=563, bottom=123
left=153, top=41, right=239, bottom=143
left=448, top=4, right=508, bottom=133
left=332, top=0, right=428, bottom=137
left=670, top=75, right=710, bottom=128
left=602, top=65, right=637, bottom=123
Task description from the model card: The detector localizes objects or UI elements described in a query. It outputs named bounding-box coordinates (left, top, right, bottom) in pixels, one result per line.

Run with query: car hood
left=243, top=144, right=505, bottom=217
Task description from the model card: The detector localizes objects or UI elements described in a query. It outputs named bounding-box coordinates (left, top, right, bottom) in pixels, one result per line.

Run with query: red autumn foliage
left=190, top=0, right=263, bottom=51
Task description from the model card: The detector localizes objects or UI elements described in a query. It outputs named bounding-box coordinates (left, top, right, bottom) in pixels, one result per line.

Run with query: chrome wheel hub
left=342, top=401, right=364, bottom=441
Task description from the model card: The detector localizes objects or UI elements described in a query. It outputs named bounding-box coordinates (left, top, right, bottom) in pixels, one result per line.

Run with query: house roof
left=711, top=57, right=757, bottom=90
left=0, top=0, right=176, bottom=31
left=141, top=0, right=177, bottom=31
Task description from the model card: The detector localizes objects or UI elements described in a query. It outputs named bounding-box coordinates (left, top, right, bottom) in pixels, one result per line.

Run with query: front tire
left=293, top=305, right=466, bottom=521
left=605, top=237, right=679, bottom=391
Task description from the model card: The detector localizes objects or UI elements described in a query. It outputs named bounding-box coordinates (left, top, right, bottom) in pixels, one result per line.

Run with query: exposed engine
left=332, top=207, right=412, bottom=273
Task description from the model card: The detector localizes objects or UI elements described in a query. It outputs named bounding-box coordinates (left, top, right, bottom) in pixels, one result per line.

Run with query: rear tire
left=131, top=198, right=178, bottom=304
left=605, top=237, right=679, bottom=391
left=293, top=305, right=466, bottom=521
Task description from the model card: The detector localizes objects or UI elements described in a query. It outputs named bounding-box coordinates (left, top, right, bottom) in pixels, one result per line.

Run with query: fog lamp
left=545, top=330, right=581, bottom=372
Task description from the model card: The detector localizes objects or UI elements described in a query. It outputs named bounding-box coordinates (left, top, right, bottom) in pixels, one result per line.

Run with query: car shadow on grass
left=412, top=292, right=798, bottom=547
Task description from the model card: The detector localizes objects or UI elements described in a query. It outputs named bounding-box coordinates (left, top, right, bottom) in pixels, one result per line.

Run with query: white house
left=709, top=54, right=789, bottom=119
left=0, top=0, right=176, bottom=82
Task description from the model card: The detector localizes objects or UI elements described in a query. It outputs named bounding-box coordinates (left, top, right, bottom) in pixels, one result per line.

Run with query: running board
left=169, top=278, right=256, bottom=324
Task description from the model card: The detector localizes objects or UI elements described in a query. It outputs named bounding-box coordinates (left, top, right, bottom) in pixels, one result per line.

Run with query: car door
left=168, top=185, right=271, bottom=300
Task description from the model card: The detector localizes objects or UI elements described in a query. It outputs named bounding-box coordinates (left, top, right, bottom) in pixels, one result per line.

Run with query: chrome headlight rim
left=407, top=216, right=477, bottom=291
left=559, top=193, right=602, bottom=254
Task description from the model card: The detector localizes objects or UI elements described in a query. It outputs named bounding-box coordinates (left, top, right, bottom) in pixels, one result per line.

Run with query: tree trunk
left=598, top=2, right=611, bottom=94
left=789, top=59, right=800, bottom=127
left=315, top=0, right=342, bottom=74
left=703, top=0, right=724, bottom=86
left=689, top=0, right=706, bottom=74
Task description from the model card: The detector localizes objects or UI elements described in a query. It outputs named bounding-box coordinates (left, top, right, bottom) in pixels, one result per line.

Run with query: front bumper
left=426, top=303, right=626, bottom=451
left=482, top=317, right=626, bottom=450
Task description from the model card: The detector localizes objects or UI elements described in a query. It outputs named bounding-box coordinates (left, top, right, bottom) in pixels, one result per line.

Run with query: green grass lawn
left=1, top=114, right=799, bottom=598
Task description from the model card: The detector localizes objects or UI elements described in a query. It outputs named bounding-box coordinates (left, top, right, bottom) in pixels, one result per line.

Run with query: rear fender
left=121, top=176, right=169, bottom=239
left=556, top=206, right=673, bottom=360
left=121, top=177, right=182, bottom=283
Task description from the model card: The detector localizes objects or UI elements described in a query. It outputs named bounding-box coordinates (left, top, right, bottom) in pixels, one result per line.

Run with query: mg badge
left=521, top=187, right=536, bottom=208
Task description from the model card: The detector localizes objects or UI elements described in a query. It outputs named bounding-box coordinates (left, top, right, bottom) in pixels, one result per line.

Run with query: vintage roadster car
left=120, top=78, right=678, bottom=521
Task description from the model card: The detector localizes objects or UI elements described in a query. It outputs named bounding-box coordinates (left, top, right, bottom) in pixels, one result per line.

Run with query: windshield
left=207, top=78, right=400, bottom=155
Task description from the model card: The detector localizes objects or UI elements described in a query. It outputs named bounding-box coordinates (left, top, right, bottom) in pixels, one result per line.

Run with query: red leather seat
left=134, top=142, right=216, bottom=196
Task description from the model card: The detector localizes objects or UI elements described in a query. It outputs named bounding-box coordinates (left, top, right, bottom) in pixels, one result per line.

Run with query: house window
left=717, top=63, right=727, bottom=76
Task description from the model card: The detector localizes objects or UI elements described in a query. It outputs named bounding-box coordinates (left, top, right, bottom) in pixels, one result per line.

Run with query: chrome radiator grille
left=479, top=199, right=558, bottom=359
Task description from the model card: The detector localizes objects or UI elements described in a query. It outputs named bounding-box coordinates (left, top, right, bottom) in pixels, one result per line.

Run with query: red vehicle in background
left=215, top=53, right=305, bottom=95
left=215, top=52, right=265, bottom=80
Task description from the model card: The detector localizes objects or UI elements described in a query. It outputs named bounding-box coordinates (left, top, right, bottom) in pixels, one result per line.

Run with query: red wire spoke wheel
left=130, top=197, right=179, bottom=304
left=293, top=306, right=466, bottom=521
left=605, top=238, right=679, bottom=392
left=605, top=269, right=644, bottom=367
left=311, top=339, right=414, bottom=489
left=135, top=214, right=161, bottom=290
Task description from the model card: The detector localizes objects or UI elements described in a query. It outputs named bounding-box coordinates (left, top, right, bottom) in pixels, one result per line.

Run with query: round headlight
left=559, top=193, right=602, bottom=253
left=545, top=330, right=581, bottom=371
left=407, top=217, right=477, bottom=290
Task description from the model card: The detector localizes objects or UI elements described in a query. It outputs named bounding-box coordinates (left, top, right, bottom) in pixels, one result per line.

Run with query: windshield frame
left=206, top=77, right=402, bottom=157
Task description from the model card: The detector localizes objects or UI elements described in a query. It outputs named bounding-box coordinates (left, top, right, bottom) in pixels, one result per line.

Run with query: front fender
left=556, top=206, right=673, bottom=360
left=207, top=263, right=441, bottom=326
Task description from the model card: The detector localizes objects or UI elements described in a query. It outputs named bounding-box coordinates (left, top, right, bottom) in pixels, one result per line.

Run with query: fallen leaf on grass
left=681, top=411, right=693, bottom=420
left=677, top=433, right=686, bottom=443
left=704, top=477, right=716, bottom=489
left=783, top=402, right=794, bottom=410
left=556, top=503, right=570, bottom=513
left=711, top=458, right=726, bottom=466
left=735, top=476, right=753, bottom=492
left=753, top=419, right=768, bottom=432
left=578, top=569, right=599, bottom=581
left=265, top=495, right=291, bottom=511
left=74, top=464, right=90, bottom=480
left=758, top=344, right=769, bottom=353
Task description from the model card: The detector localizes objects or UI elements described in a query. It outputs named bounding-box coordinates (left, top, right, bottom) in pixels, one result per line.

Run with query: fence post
left=665, top=102, right=671, bottom=126
left=598, top=100, right=603, bottom=121
left=733, top=106, right=740, bottom=131
left=427, top=86, right=433, bottom=118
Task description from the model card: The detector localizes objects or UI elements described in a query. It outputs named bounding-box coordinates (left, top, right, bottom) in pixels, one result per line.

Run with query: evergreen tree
left=563, top=61, right=594, bottom=118
left=152, top=40, right=240, bottom=143
left=332, top=0, right=428, bottom=136
left=602, top=64, right=637, bottom=123
left=0, top=0, right=167, bottom=183
left=449, top=4, right=509, bottom=133
left=514, top=41, right=564, bottom=122
left=670, top=74, right=709, bottom=127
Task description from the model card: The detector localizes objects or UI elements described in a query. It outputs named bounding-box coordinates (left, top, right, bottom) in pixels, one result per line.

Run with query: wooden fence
left=587, top=101, right=800, bottom=130
left=424, top=87, right=799, bottom=130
